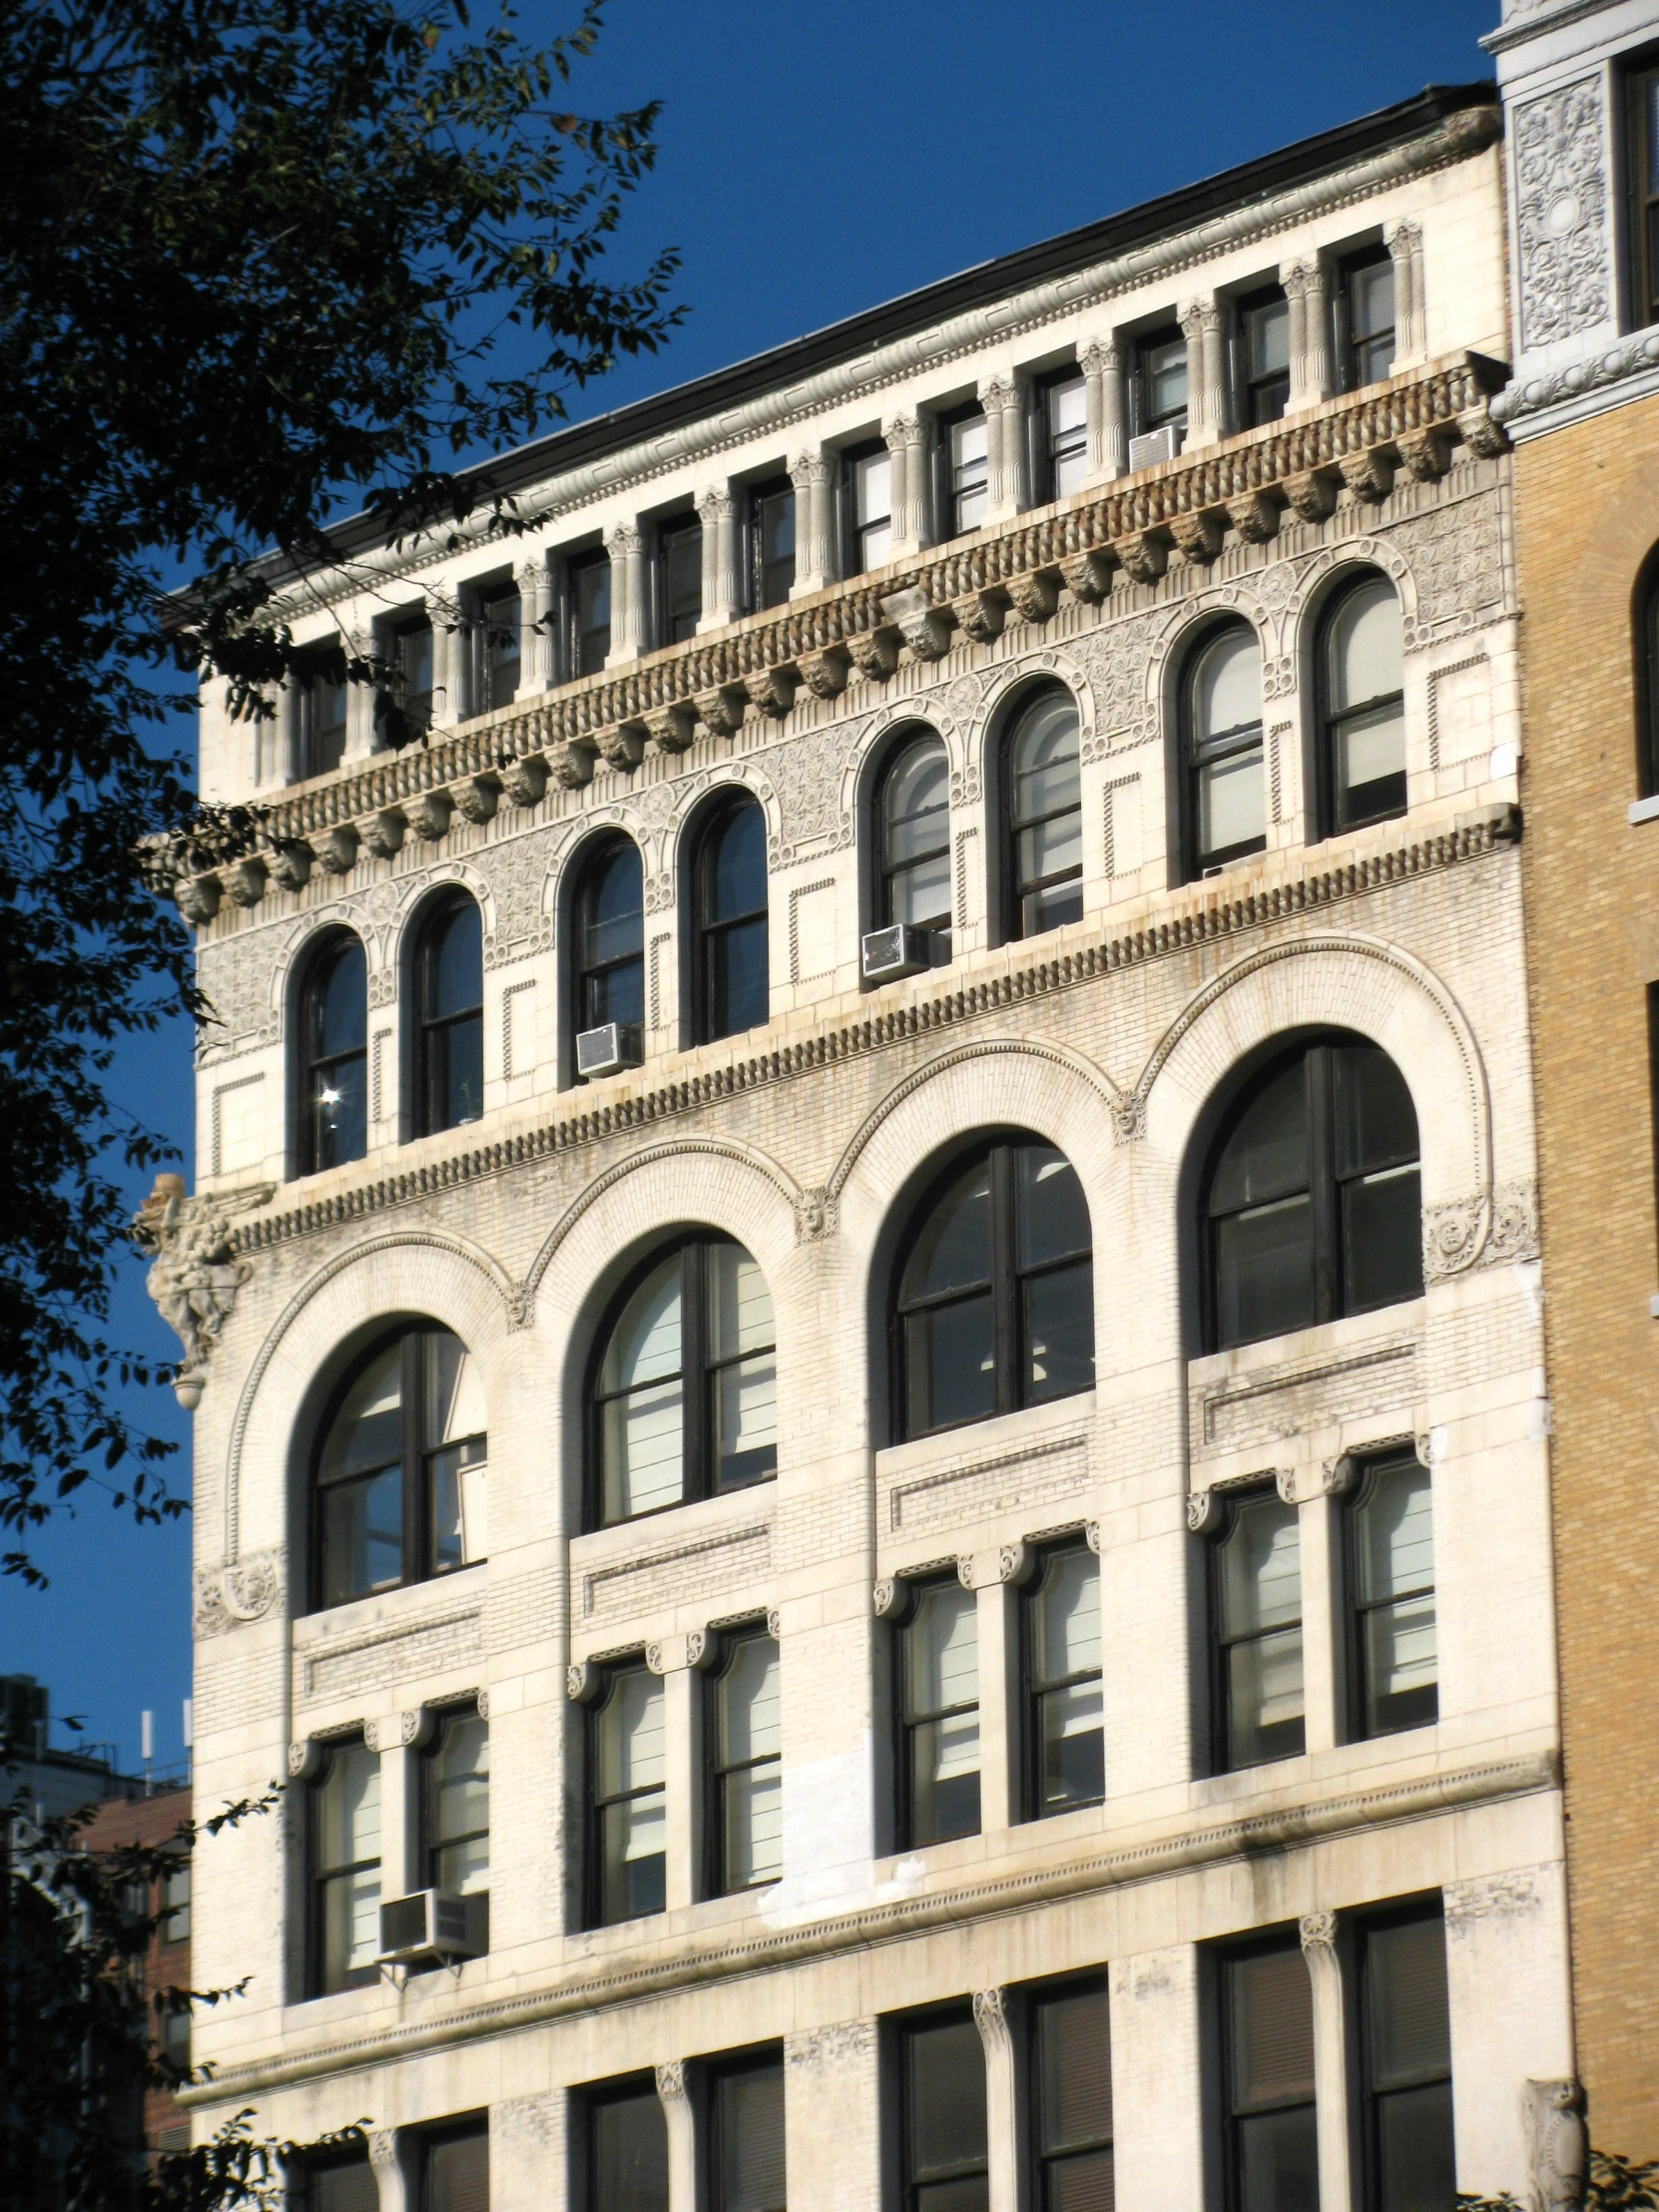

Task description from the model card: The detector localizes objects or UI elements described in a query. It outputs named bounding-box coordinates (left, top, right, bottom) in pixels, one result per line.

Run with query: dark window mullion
left=991, top=1144, right=1017, bottom=1415
left=402, top=1333, right=423, bottom=1585
left=683, top=1243, right=708, bottom=1501
left=1309, top=1047, right=1339, bottom=1326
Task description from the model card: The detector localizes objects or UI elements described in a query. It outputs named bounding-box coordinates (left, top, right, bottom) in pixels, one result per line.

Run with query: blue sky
left=9, top=0, right=1498, bottom=1776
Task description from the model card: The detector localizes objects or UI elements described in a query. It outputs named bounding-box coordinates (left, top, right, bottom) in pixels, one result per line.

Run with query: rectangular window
left=569, top=550, right=612, bottom=678
left=588, top=2078, right=669, bottom=2212
left=160, top=1998, right=191, bottom=2069
left=392, top=617, right=434, bottom=738
left=901, top=2008, right=988, bottom=2212
left=1037, top=369, right=1088, bottom=502
left=1211, top=1489, right=1305, bottom=1772
left=1347, top=1451, right=1437, bottom=1739
left=475, top=583, right=520, bottom=713
left=1030, top=1974, right=1113, bottom=2210
left=590, top=1662, right=667, bottom=1927
left=305, top=2153, right=379, bottom=2212
left=309, top=1737, right=380, bottom=1995
left=709, top=1629, right=783, bottom=1894
left=1627, top=59, right=1659, bottom=329
left=1222, top=1936, right=1319, bottom=2212
left=749, top=478, right=796, bottom=610
left=1237, top=287, right=1291, bottom=425
left=1340, top=249, right=1395, bottom=389
left=298, top=649, right=349, bottom=779
left=1359, top=1905, right=1454, bottom=2212
left=847, top=442, right=892, bottom=573
left=899, top=1578, right=980, bottom=1848
left=1024, top=1541, right=1104, bottom=1819
left=942, top=409, right=989, bottom=538
left=422, top=2122, right=489, bottom=2212
left=1135, top=325, right=1188, bottom=433
left=657, top=512, right=704, bottom=645
left=425, top=1705, right=489, bottom=1949
left=159, top=1855, right=191, bottom=1943
left=708, top=2050, right=787, bottom=2212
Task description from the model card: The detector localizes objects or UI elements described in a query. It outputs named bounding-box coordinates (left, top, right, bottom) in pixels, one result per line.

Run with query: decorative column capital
left=654, top=2059, right=687, bottom=2103
left=606, top=521, right=642, bottom=558
left=1300, top=1911, right=1339, bottom=1954
left=972, top=1986, right=1013, bottom=2055
left=368, top=2128, right=400, bottom=2172
left=697, top=484, right=735, bottom=523
left=1081, top=334, right=1120, bottom=373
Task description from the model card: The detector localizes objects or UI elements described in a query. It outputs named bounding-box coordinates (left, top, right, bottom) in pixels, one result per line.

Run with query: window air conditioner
left=1128, top=422, right=1184, bottom=472
left=861, top=924, right=933, bottom=983
left=377, top=1890, right=483, bottom=1966
left=575, top=1021, right=644, bottom=1080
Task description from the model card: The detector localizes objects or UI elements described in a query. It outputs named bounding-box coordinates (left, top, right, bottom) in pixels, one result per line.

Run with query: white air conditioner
left=1128, top=422, right=1185, bottom=472
left=861, top=924, right=933, bottom=983
left=575, top=1021, right=644, bottom=1079
left=377, top=1890, right=483, bottom=1966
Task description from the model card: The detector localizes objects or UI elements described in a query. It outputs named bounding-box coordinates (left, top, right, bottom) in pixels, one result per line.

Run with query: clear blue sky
left=8, top=0, right=1499, bottom=1777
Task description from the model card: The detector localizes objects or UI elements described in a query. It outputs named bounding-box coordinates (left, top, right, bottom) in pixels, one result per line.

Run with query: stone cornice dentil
left=275, top=105, right=1498, bottom=616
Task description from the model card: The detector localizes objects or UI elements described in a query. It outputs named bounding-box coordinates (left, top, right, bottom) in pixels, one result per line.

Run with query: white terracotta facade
left=168, top=84, right=1574, bottom=2211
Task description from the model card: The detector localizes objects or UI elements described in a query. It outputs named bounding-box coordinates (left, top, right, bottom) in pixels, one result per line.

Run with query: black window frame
left=705, top=1624, right=784, bottom=1898
left=388, top=612, right=435, bottom=742
left=1217, top=1929, right=1320, bottom=2212
left=875, top=727, right=952, bottom=940
left=936, top=400, right=989, bottom=541
left=1028, top=1970, right=1114, bottom=2212
left=422, top=1702, right=490, bottom=1953
left=1133, top=322, right=1188, bottom=435
left=655, top=509, right=704, bottom=646
left=891, top=1134, right=1095, bottom=1444
left=1200, top=1033, right=1424, bottom=1355
left=1001, top=684, right=1084, bottom=943
left=894, top=1572, right=982, bottom=1851
left=842, top=437, right=892, bottom=576
left=706, top=2045, right=788, bottom=2212
left=1032, top=365, right=1088, bottom=504
left=414, top=890, right=485, bottom=1139
left=1235, top=284, right=1292, bottom=426
left=1636, top=549, right=1659, bottom=802
left=572, top=831, right=646, bottom=1049
left=1337, top=245, right=1395, bottom=391
left=897, top=2004, right=989, bottom=2212
left=567, top=546, right=613, bottom=679
left=302, top=2149, right=379, bottom=2212
left=311, top=1323, right=487, bottom=1610
left=1182, top=617, right=1267, bottom=881
left=586, top=1657, right=668, bottom=1930
left=1021, top=1537, right=1105, bottom=1822
left=747, top=475, right=797, bottom=612
left=298, top=928, right=368, bottom=1177
left=295, top=643, right=349, bottom=780
left=1626, top=52, right=1659, bottom=333
left=471, top=577, right=521, bottom=715
left=691, top=793, right=770, bottom=1046
left=1344, top=1448, right=1438, bottom=1742
left=305, top=1733, right=381, bottom=1999
left=1356, top=1899, right=1455, bottom=2212
left=586, top=1232, right=779, bottom=1531
left=1206, top=1483, right=1306, bottom=1775
left=584, top=2073, right=670, bottom=2212
left=1315, top=570, right=1407, bottom=837
left=417, top=2116, right=490, bottom=2212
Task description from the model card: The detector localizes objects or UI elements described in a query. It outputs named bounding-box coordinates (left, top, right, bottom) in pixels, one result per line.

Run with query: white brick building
left=161, top=79, right=1573, bottom=2212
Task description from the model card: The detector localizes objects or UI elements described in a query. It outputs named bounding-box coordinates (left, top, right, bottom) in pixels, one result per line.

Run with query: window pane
left=602, top=1259, right=684, bottom=1392
left=904, top=1159, right=993, bottom=1299
left=1342, top=1165, right=1423, bottom=1313
left=1039, top=1981, right=1113, bottom=2154
left=893, top=849, right=953, bottom=929
left=1195, top=628, right=1262, bottom=742
left=909, top=1582, right=978, bottom=1715
left=1337, top=704, right=1407, bottom=820
left=663, top=519, right=703, bottom=640
left=599, top=1670, right=666, bottom=1797
left=1357, top=1460, right=1434, bottom=1606
left=1333, top=1046, right=1418, bottom=1177
left=1011, top=696, right=1083, bottom=825
left=1046, top=2151, right=1115, bottom=2212
left=318, top=1743, right=380, bottom=1875
left=603, top=1792, right=667, bottom=1921
left=310, top=1049, right=367, bottom=1171
left=756, top=486, right=796, bottom=608
left=1018, top=1148, right=1089, bottom=1267
left=321, top=1465, right=403, bottom=1605
left=707, top=803, right=768, bottom=922
left=708, top=1244, right=775, bottom=1360
left=1035, top=1547, right=1101, bottom=1686
left=603, top=1378, right=684, bottom=1520
left=1330, top=579, right=1402, bottom=711
left=1017, top=810, right=1084, bottom=892
left=427, top=903, right=481, bottom=1020
left=1376, top=2081, right=1454, bottom=2212
left=885, top=741, right=950, bottom=865
left=1227, top=1627, right=1307, bottom=1765
left=1042, top=1678, right=1105, bottom=1807
left=426, top=2131, right=488, bottom=2212
left=1221, top=1496, right=1302, bottom=1639
left=710, top=913, right=770, bottom=1036
left=1238, top=2108, right=1319, bottom=2212
left=1231, top=1945, right=1315, bottom=2107
left=1198, top=743, right=1265, bottom=862
left=593, top=2089, right=669, bottom=2212
left=721, top=1637, right=782, bottom=1764
left=1369, top=1917, right=1451, bottom=2088
left=320, top=1343, right=402, bottom=1485
left=724, top=1761, right=784, bottom=1888
left=427, top=1332, right=485, bottom=1445
left=716, top=2063, right=787, bottom=2212
left=1353, top=260, right=1395, bottom=341
left=432, top=1715, right=488, bottom=1875
left=1249, top=298, right=1291, bottom=380
left=1215, top=1195, right=1317, bottom=1346
left=575, top=558, right=611, bottom=676
left=909, top=2015, right=988, bottom=2180
left=313, top=938, right=367, bottom=1058
left=1144, top=336, right=1187, bottom=424
left=1024, top=1261, right=1096, bottom=1401
left=1357, top=1463, right=1438, bottom=1733
left=585, top=842, right=645, bottom=970
left=906, top=1296, right=997, bottom=1432
left=715, top=1353, right=778, bottom=1487
left=311, top=2159, right=379, bottom=2212
left=951, top=413, right=989, bottom=533
left=855, top=449, right=891, bottom=527
left=1210, top=1058, right=1309, bottom=1209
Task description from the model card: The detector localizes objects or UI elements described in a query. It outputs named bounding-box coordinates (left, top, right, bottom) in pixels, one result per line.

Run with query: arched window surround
left=409, top=888, right=485, bottom=1140
left=293, top=926, right=368, bottom=1179
left=683, top=790, right=770, bottom=1046
left=1176, top=616, right=1267, bottom=883
left=562, top=830, right=646, bottom=1083
left=1310, top=566, right=1407, bottom=840
left=860, top=721, right=952, bottom=966
left=990, top=680, right=1085, bottom=948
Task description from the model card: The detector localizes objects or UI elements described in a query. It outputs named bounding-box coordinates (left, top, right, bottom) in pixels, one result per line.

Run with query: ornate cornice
left=1491, top=324, right=1659, bottom=427
left=226, top=807, right=1520, bottom=1261
left=179, top=359, right=1506, bottom=917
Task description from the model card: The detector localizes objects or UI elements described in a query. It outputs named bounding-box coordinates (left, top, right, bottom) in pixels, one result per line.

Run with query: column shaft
left=973, top=1988, right=1024, bottom=2212
left=1083, top=338, right=1124, bottom=483
left=1301, top=1916, right=1356, bottom=2212
left=656, top=2063, right=699, bottom=2212
left=660, top=1660, right=701, bottom=1913
left=974, top=1573, right=1021, bottom=1835
left=791, top=450, right=833, bottom=595
left=606, top=525, right=645, bottom=664
left=515, top=559, right=543, bottom=698
left=699, top=487, right=740, bottom=630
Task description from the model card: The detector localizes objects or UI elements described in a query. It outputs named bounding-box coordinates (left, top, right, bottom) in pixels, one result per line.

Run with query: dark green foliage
left=1459, top=2151, right=1659, bottom=2211
left=0, top=0, right=679, bottom=1581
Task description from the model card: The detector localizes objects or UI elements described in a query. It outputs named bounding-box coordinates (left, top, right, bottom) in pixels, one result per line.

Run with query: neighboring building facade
left=160, top=81, right=1574, bottom=2212
left=80, top=1783, right=196, bottom=2159
left=1, top=1672, right=139, bottom=1825
left=1488, top=0, right=1659, bottom=2161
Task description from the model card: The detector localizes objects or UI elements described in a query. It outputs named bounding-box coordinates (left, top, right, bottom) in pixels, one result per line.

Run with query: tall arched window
left=1319, top=573, right=1405, bottom=834
left=1202, top=1033, right=1422, bottom=1353
left=1184, top=623, right=1265, bottom=878
left=575, top=836, right=645, bottom=1043
left=590, top=1235, right=778, bottom=1527
left=693, top=797, right=769, bottom=1043
left=1638, top=554, right=1659, bottom=802
left=892, top=1136, right=1093, bottom=1442
left=1004, top=689, right=1083, bottom=939
left=314, top=1325, right=487, bottom=1608
left=877, top=732, right=950, bottom=940
left=300, top=932, right=367, bottom=1175
left=415, top=895, right=483, bottom=1137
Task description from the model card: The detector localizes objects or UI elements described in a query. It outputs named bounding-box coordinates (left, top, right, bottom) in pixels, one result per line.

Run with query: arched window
left=693, top=796, right=769, bottom=1043
left=415, top=895, right=483, bottom=1137
left=590, top=1236, right=777, bottom=1527
left=1184, top=623, right=1265, bottom=878
left=575, top=835, right=645, bottom=1044
left=300, top=932, right=367, bottom=1175
left=1638, top=554, right=1659, bottom=802
left=892, top=1136, right=1093, bottom=1442
left=1202, top=1033, right=1422, bottom=1353
left=1319, top=573, right=1405, bottom=834
left=877, top=732, right=950, bottom=940
left=1004, top=689, right=1083, bottom=939
left=314, top=1325, right=487, bottom=1607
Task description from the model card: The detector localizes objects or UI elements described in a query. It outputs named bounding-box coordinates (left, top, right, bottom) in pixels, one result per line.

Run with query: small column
left=1287, top=260, right=1333, bottom=408
left=1387, top=220, right=1426, bottom=366
left=372, top=1713, right=420, bottom=1899
left=264, top=683, right=296, bottom=789
left=967, top=1551, right=1024, bottom=1835
left=651, top=1636, right=705, bottom=1913
left=345, top=629, right=377, bottom=759
left=791, top=449, right=833, bottom=596
left=515, top=559, right=544, bottom=698
left=430, top=618, right=455, bottom=730
left=368, top=2129, right=409, bottom=2212
left=1082, top=337, right=1125, bottom=484
left=983, top=377, right=1026, bottom=523
left=1298, top=1488, right=1342, bottom=1757
left=606, top=523, right=646, bottom=665
left=1301, top=1914, right=1355, bottom=2212
left=973, top=1988, right=1024, bottom=2212
left=883, top=411, right=926, bottom=556
left=656, top=2061, right=699, bottom=2212
left=1180, top=299, right=1223, bottom=448
left=698, top=487, right=740, bottom=631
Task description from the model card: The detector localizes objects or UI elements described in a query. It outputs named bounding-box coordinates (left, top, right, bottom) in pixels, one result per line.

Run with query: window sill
left=1630, top=794, right=1659, bottom=826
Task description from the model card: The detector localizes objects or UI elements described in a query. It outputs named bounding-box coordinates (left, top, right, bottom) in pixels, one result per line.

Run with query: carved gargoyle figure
left=1524, top=2078, right=1588, bottom=2212
left=133, top=1172, right=255, bottom=1408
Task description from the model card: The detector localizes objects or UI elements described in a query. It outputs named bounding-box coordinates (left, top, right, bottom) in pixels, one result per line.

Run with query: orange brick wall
left=1514, top=401, right=1659, bottom=2154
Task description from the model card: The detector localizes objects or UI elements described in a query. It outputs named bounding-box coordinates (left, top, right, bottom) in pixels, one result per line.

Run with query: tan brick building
left=1490, top=0, right=1659, bottom=2159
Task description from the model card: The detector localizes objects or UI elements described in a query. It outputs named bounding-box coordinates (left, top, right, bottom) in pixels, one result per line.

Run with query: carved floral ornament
left=169, top=360, right=1508, bottom=923
left=133, top=1172, right=270, bottom=1407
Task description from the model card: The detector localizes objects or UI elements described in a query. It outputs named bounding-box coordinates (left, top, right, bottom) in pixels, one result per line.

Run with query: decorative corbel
left=500, top=754, right=549, bottom=809
left=1059, top=550, right=1114, bottom=605
left=1338, top=448, right=1395, bottom=504
left=846, top=628, right=901, bottom=682
left=133, top=1173, right=260, bottom=1408
left=546, top=736, right=597, bottom=789
left=881, top=586, right=953, bottom=663
left=1283, top=469, right=1338, bottom=523
left=175, top=870, right=223, bottom=924
left=403, top=790, right=453, bottom=842
left=566, top=1661, right=603, bottom=1705
left=268, top=838, right=313, bottom=891
left=1170, top=508, right=1225, bottom=565
left=644, top=705, right=696, bottom=755
left=695, top=684, right=747, bottom=739
left=745, top=667, right=798, bottom=720
left=952, top=588, right=1008, bottom=646
left=1113, top=529, right=1169, bottom=585
left=872, top=1578, right=900, bottom=1618
left=359, top=809, right=405, bottom=860
left=225, top=856, right=268, bottom=908
left=450, top=774, right=500, bottom=826
left=312, top=823, right=360, bottom=874
left=798, top=645, right=851, bottom=700
left=1007, top=568, right=1063, bottom=622
left=596, top=722, right=646, bottom=772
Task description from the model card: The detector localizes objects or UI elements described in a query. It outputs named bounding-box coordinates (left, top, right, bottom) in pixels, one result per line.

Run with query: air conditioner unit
left=861, top=924, right=933, bottom=983
left=575, top=1021, right=644, bottom=1080
left=1128, top=422, right=1185, bottom=472
left=377, top=1890, right=483, bottom=1966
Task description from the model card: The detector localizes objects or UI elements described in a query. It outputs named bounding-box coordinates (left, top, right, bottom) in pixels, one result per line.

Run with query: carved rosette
left=193, top=1547, right=284, bottom=1637
left=1298, top=1911, right=1338, bottom=1952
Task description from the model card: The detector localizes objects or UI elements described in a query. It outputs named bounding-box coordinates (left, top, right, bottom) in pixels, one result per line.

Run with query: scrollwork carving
left=194, top=1546, right=284, bottom=1637
left=1515, top=78, right=1610, bottom=350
